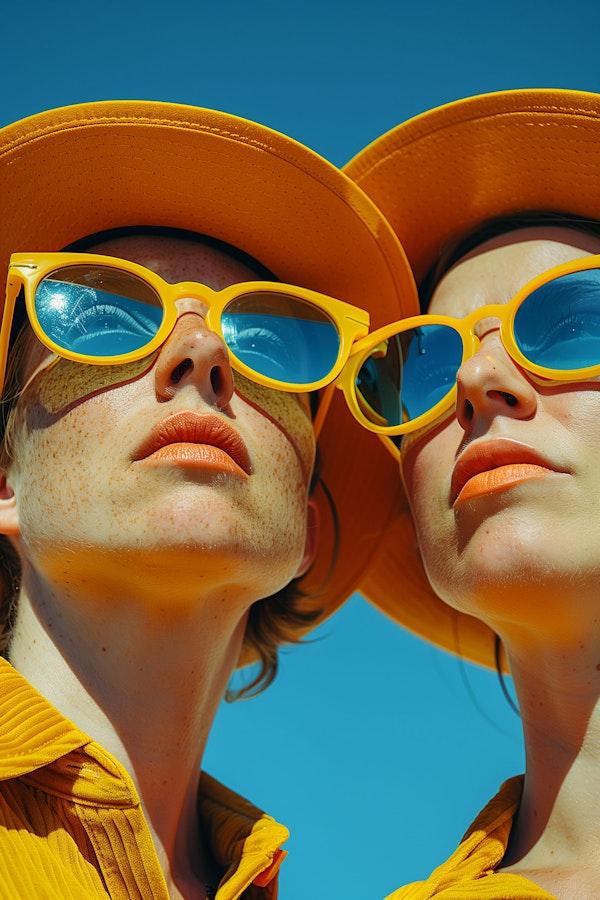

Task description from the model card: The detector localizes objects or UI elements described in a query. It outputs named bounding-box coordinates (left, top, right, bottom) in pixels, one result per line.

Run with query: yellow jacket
left=387, top=777, right=556, bottom=899
left=0, top=658, right=288, bottom=899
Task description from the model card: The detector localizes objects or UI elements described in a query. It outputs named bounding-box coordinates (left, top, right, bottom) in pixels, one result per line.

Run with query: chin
left=428, top=553, right=576, bottom=625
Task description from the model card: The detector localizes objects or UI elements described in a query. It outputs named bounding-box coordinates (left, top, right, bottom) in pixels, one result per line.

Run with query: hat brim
left=1, top=100, right=418, bottom=662
left=345, top=88, right=600, bottom=669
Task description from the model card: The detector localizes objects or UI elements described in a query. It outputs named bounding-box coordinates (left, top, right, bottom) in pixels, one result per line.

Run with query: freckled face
left=401, top=228, right=600, bottom=633
left=6, top=235, right=316, bottom=605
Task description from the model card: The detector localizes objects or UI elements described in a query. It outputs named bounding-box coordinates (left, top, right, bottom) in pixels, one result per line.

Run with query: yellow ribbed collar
left=0, top=658, right=289, bottom=895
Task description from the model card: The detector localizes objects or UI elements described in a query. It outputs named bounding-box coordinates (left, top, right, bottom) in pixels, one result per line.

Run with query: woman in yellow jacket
left=341, top=89, right=600, bottom=898
left=0, top=101, right=416, bottom=899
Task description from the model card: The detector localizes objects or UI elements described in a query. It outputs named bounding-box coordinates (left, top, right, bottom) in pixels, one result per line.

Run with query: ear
left=295, top=496, right=320, bottom=578
left=0, top=471, right=19, bottom=536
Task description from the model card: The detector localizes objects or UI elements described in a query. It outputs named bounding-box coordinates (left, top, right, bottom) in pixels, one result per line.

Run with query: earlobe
left=0, top=472, right=19, bottom=536
left=295, top=497, right=320, bottom=578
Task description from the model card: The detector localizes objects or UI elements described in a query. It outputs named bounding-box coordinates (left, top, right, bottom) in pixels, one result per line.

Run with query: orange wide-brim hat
left=345, top=88, right=600, bottom=669
left=0, top=100, right=419, bottom=662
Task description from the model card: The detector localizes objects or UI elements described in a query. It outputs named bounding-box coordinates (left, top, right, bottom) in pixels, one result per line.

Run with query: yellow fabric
left=0, top=658, right=288, bottom=899
left=387, top=777, right=556, bottom=899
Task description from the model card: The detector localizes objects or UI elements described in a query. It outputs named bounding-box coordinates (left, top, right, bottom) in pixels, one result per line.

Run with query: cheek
left=401, top=414, right=453, bottom=498
left=401, top=427, right=455, bottom=536
left=6, top=400, right=113, bottom=551
left=558, top=387, right=600, bottom=436
left=233, top=374, right=316, bottom=482
left=32, top=354, right=158, bottom=414
left=399, top=433, right=467, bottom=608
left=10, top=389, right=113, bottom=480
left=401, top=446, right=431, bottom=525
left=228, top=386, right=316, bottom=569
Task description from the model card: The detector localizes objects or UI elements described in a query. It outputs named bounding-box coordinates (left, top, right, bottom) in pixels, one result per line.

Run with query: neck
left=10, top=580, right=249, bottom=895
left=499, top=635, right=600, bottom=893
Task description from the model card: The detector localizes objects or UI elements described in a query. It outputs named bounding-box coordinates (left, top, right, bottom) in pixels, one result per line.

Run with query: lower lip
left=141, top=443, right=248, bottom=478
left=454, top=464, right=553, bottom=506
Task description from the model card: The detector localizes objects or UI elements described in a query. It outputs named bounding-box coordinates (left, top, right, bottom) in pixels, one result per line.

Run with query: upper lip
left=133, top=411, right=253, bottom=474
left=450, top=438, right=567, bottom=504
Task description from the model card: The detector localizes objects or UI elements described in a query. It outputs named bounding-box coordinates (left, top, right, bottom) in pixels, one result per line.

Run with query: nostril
left=464, top=399, right=474, bottom=421
left=489, top=390, right=518, bottom=407
left=499, top=391, right=518, bottom=407
left=210, top=366, right=222, bottom=397
left=171, top=358, right=194, bottom=385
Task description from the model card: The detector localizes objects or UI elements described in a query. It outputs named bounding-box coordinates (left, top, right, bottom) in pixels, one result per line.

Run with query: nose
left=455, top=328, right=538, bottom=431
left=154, top=302, right=234, bottom=406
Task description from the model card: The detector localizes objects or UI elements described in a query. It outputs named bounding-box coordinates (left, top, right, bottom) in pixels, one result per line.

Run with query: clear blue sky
left=2, top=2, right=598, bottom=897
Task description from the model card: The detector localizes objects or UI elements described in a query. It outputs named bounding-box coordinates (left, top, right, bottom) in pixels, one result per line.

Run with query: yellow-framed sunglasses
left=336, top=254, right=600, bottom=456
left=3, top=251, right=370, bottom=411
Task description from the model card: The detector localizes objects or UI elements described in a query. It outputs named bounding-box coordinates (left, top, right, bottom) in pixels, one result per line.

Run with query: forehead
left=87, top=234, right=264, bottom=288
left=428, top=226, right=600, bottom=318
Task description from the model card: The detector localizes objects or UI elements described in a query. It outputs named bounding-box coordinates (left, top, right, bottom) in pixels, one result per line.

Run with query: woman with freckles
left=342, top=89, right=600, bottom=897
left=0, top=101, right=415, bottom=899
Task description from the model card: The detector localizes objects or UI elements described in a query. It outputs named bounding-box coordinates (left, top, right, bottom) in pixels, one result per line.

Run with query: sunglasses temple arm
left=312, top=382, right=336, bottom=440
left=313, top=382, right=401, bottom=466
left=0, top=281, right=20, bottom=397
left=378, top=433, right=400, bottom=462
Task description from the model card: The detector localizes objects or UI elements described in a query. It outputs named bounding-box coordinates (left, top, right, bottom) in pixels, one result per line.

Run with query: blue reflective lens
left=35, top=270, right=163, bottom=357
left=356, top=324, right=463, bottom=427
left=514, top=269, right=600, bottom=370
left=222, top=295, right=340, bottom=385
left=355, top=335, right=403, bottom=427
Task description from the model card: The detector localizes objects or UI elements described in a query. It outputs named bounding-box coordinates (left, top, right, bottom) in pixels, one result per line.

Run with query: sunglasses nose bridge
left=473, top=315, right=502, bottom=342
left=469, top=302, right=508, bottom=343
left=166, top=281, right=218, bottom=322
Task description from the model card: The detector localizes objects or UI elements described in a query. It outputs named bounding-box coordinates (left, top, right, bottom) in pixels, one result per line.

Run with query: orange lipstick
left=146, top=442, right=249, bottom=476
left=134, top=411, right=252, bottom=478
left=454, top=463, right=552, bottom=505
left=451, top=438, right=566, bottom=507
